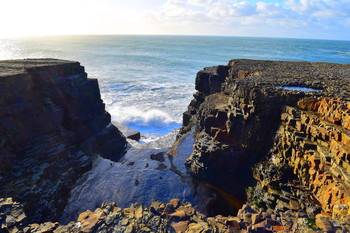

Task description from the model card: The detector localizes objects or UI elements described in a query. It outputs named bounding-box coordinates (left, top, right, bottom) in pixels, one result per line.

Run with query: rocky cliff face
left=180, top=59, right=350, bottom=230
left=2, top=58, right=350, bottom=233
left=0, top=59, right=127, bottom=223
left=250, top=97, right=350, bottom=230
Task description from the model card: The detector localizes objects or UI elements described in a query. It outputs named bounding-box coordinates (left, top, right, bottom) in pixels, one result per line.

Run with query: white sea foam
left=108, top=105, right=180, bottom=126
left=100, top=80, right=194, bottom=141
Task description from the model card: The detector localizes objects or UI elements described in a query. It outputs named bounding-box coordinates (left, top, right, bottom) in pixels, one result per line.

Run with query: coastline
left=1, top=58, right=350, bottom=232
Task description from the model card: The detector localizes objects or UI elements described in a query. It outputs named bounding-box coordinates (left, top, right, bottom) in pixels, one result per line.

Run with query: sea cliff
left=180, top=59, right=350, bottom=231
left=1, top=59, right=350, bottom=232
left=0, top=59, right=127, bottom=223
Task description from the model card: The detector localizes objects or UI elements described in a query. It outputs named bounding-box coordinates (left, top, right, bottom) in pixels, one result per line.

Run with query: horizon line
left=1, top=33, right=350, bottom=42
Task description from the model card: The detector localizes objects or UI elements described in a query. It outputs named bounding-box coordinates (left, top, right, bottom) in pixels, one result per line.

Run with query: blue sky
left=0, top=0, right=349, bottom=40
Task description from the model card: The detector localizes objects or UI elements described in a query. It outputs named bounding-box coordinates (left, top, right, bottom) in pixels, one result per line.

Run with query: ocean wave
left=109, top=105, right=180, bottom=126
left=108, top=105, right=182, bottom=142
left=100, top=80, right=193, bottom=141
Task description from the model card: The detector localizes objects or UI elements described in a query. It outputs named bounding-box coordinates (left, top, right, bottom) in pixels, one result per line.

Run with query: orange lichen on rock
left=276, top=98, right=350, bottom=219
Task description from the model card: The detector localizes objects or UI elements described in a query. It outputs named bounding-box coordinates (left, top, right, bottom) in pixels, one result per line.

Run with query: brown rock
left=332, top=204, right=349, bottom=220
left=226, top=217, right=241, bottom=230
left=315, top=213, right=334, bottom=232
left=77, top=209, right=103, bottom=232
left=169, top=210, right=186, bottom=219
left=187, top=223, right=203, bottom=232
left=169, top=199, right=181, bottom=209
left=251, top=213, right=262, bottom=225
left=171, top=221, right=189, bottom=232
left=271, top=225, right=285, bottom=232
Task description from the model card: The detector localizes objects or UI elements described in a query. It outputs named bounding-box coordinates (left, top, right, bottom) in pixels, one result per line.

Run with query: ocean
left=1, top=35, right=349, bottom=141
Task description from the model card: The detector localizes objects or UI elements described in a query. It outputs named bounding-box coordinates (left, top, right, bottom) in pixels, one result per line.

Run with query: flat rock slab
left=113, top=122, right=141, bottom=141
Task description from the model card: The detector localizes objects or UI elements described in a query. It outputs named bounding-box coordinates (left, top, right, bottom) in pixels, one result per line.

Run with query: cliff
left=1, top=59, right=350, bottom=233
left=180, top=59, right=350, bottom=231
left=0, top=59, right=127, bottom=223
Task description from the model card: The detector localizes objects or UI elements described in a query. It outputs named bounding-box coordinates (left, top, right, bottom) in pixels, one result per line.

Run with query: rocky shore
left=180, top=59, right=350, bottom=232
left=1, top=59, right=350, bottom=232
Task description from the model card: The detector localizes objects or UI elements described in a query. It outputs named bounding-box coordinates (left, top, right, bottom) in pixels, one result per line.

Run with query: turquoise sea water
left=1, top=35, right=349, bottom=141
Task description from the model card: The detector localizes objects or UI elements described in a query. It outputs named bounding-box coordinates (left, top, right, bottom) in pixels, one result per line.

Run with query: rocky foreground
left=1, top=59, right=350, bottom=232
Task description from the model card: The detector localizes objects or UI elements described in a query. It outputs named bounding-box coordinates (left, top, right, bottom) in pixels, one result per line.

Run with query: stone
left=150, top=201, right=165, bottom=214
left=113, top=122, right=141, bottom=141
left=171, top=221, right=189, bottom=232
left=251, top=213, right=262, bottom=225
left=226, top=217, right=241, bottom=230
left=169, top=210, right=186, bottom=219
left=150, top=152, right=165, bottom=162
left=77, top=209, right=103, bottom=232
left=332, top=204, right=349, bottom=220
left=315, top=213, right=334, bottom=232
left=271, top=225, right=284, bottom=232
left=169, top=199, right=181, bottom=209
left=187, top=222, right=204, bottom=232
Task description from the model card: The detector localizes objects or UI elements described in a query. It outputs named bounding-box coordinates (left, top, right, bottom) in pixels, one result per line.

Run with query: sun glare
left=0, top=0, right=149, bottom=38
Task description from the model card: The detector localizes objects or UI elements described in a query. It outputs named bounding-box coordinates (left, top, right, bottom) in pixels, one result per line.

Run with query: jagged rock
left=315, top=213, right=333, bottom=232
left=0, top=59, right=127, bottom=223
left=178, top=59, right=350, bottom=231
left=150, top=152, right=165, bottom=162
left=0, top=198, right=26, bottom=232
left=113, top=122, right=141, bottom=141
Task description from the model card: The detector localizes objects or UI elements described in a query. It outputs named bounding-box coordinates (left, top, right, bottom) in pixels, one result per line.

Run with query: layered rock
left=252, top=98, right=350, bottom=220
left=181, top=59, right=350, bottom=226
left=0, top=59, right=127, bottom=223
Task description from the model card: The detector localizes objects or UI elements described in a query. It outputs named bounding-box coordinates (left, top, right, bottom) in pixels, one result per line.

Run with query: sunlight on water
left=0, top=39, right=17, bottom=59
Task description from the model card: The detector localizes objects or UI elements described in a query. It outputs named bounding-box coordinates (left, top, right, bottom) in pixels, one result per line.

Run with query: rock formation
left=180, top=59, right=350, bottom=231
left=0, top=59, right=127, bottom=223
left=1, top=59, right=350, bottom=232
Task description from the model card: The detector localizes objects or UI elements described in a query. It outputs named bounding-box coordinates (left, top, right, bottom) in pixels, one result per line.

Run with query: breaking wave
left=108, top=104, right=183, bottom=141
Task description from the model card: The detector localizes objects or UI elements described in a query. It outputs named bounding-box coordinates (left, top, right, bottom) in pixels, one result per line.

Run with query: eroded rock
left=0, top=59, right=127, bottom=223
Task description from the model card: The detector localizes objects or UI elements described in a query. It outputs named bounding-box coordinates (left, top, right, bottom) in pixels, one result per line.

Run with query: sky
left=0, top=0, right=349, bottom=40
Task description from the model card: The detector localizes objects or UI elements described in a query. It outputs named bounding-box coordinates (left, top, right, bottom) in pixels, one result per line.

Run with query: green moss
left=246, top=186, right=263, bottom=208
left=307, top=216, right=317, bottom=229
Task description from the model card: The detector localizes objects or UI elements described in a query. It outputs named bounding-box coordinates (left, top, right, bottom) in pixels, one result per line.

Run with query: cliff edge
left=180, top=59, right=350, bottom=231
left=0, top=59, right=127, bottom=223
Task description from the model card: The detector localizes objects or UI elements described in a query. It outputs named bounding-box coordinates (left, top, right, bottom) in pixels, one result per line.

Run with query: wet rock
left=150, top=152, right=165, bottom=162
left=113, top=122, right=141, bottom=141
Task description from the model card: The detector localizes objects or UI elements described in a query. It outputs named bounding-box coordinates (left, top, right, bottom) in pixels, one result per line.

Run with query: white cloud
left=187, top=0, right=212, bottom=7
left=144, top=0, right=350, bottom=39
left=0, top=0, right=349, bottom=39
